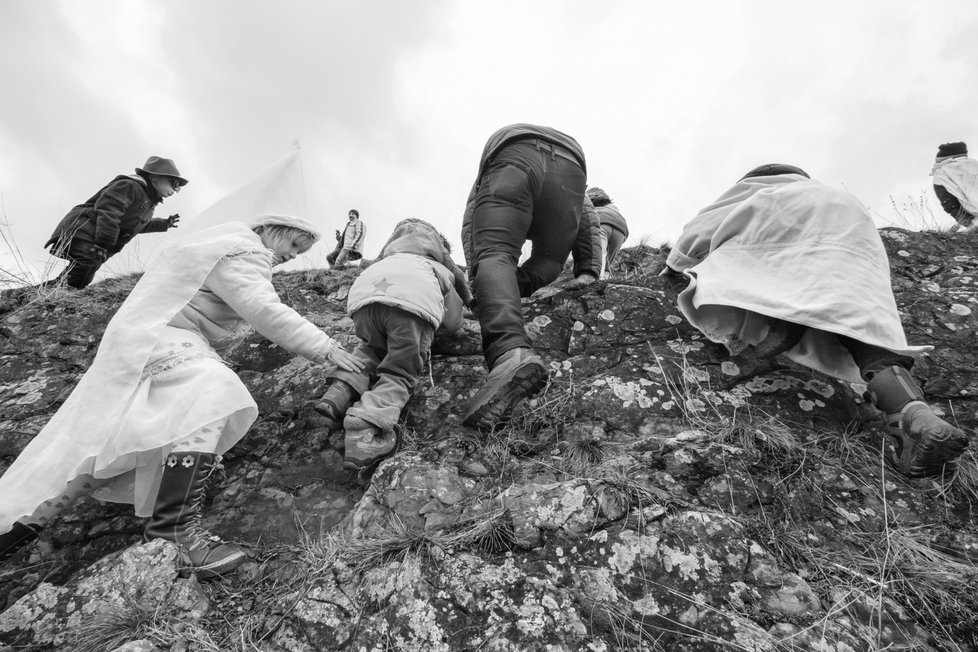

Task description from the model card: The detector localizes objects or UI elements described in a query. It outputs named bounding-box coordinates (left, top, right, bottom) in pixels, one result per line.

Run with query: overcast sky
left=1, top=0, right=976, bottom=284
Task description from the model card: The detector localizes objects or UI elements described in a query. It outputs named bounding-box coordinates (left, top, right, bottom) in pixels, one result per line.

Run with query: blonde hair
left=253, top=224, right=317, bottom=253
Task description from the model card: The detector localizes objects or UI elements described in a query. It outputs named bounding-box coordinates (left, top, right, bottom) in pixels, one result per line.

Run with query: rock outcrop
left=1, top=229, right=976, bottom=651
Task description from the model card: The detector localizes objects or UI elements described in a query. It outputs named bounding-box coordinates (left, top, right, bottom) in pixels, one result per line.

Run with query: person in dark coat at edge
left=461, top=123, right=602, bottom=430
left=586, top=186, right=629, bottom=278
left=44, top=156, right=186, bottom=289
left=931, top=141, right=978, bottom=229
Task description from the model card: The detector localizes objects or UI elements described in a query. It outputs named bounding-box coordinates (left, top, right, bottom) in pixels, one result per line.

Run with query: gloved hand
left=327, top=346, right=365, bottom=373
left=91, top=245, right=108, bottom=263
left=165, top=214, right=181, bottom=229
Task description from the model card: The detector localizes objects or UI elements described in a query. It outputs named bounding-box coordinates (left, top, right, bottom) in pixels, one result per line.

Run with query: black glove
left=165, top=214, right=181, bottom=229
left=91, top=245, right=108, bottom=263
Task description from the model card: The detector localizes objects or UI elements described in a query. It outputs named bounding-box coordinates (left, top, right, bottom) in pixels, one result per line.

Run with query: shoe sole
left=907, top=430, right=970, bottom=478
left=187, top=550, right=248, bottom=579
left=463, top=363, right=548, bottom=430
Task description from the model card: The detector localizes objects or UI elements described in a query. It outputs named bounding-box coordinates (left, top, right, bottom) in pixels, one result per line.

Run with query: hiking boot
left=313, top=379, right=359, bottom=430
left=343, top=416, right=397, bottom=471
left=145, top=452, right=248, bottom=579
left=887, top=401, right=970, bottom=478
left=0, top=522, right=42, bottom=564
left=462, top=347, right=548, bottom=430
left=867, top=365, right=970, bottom=478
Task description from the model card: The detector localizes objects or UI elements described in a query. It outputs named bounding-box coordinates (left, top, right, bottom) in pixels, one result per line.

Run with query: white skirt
left=3, top=326, right=258, bottom=523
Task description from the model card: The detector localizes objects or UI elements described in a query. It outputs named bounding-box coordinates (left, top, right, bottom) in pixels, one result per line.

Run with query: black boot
left=0, top=522, right=42, bottom=563
left=868, top=366, right=970, bottom=478
left=144, top=452, right=247, bottom=579
left=314, top=379, right=359, bottom=430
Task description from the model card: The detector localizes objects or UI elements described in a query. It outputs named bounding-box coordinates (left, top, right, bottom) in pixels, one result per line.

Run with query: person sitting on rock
left=931, top=141, right=978, bottom=229
left=314, top=218, right=470, bottom=470
left=0, top=215, right=363, bottom=574
left=326, top=209, right=366, bottom=268
left=586, top=186, right=629, bottom=278
left=460, top=123, right=602, bottom=430
left=663, top=163, right=970, bottom=479
left=44, top=156, right=187, bottom=289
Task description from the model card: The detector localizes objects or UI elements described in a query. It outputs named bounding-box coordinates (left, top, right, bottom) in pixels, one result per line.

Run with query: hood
left=378, top=218, right=453, bottom=267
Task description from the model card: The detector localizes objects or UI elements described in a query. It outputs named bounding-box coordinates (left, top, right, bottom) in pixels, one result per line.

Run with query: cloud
left=2, top=0, right=977, bottom=284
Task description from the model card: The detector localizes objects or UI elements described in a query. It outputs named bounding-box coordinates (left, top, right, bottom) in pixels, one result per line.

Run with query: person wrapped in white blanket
left=663, top=163, right=969, bottom=479
left=0, top=214, right=363, bottom=575
left=932, top=141, right=978, bottom=229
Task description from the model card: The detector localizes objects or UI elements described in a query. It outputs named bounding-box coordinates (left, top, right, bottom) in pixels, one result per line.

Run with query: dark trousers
left=328, top=304, right=434, bottom=430
left=933, top=184, right=976, bottom=228
left=465, top=139, right=586, bottom=366
left=838, top=335, right=914, bottom=380
left=761, top=321, right=913, bottom=381
left=46, top=238, right=104, bottom=289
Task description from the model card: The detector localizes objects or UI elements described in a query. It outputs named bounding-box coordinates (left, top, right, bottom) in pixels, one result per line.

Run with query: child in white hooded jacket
left=315, top=218, right=471, bottom=470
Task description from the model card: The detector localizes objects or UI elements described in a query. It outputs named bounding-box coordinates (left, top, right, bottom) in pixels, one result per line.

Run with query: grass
left=872, top=192, right=961, bottom=234
left=67, top=590, right=222, bottom=652
left=644, top=342, right=978, bottom=650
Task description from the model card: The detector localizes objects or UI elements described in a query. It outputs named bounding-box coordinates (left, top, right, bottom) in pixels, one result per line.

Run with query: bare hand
left=328, top=347, right=364, bottom=373
left=565, top=274, right=596, bottom=290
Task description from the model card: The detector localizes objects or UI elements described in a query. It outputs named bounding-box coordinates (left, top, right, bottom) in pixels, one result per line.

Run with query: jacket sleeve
left=205, top=251, right=338, bottom=362
left=433, top=266, right=464, bottom=334
left=666, top=213, right=719, bottom=272
left=141, top=218, right=170, bottom=233
left=571, top=196, right=602, bottom=278
left=92, top=179, right=141, bottom=249
left=460, top=181, right=479, bottom=280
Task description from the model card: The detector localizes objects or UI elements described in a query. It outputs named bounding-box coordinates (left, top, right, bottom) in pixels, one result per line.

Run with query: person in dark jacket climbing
left=460, top=123, right=601, bottom=430
left=586, top=186, right=629, bottom=278
left=43, top=156, right=187, bottom=288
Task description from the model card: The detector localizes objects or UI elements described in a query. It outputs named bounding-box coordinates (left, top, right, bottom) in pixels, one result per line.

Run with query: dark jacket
left=45, top=173, right=167, bottom=257
left=568, top=196, right=601, bottom=279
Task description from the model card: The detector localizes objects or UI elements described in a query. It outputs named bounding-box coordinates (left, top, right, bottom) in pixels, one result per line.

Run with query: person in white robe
left=931, top=141, right=978, bottom=229
left=0, top=214, right=363, bottom=577
left=663, top=164, right=970, bottom=479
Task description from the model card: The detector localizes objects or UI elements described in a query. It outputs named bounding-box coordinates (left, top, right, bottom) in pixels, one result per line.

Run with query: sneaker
left=887, top=401, right=970, bottom=478
left=343, top=416, right=397, bottom=471
left=314, top=379, right=358, bottom=430
left=462, top=347, right=548, bottom=430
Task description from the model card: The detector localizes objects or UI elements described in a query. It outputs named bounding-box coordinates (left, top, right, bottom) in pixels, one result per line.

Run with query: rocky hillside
left=1, top=229, right=977, bottom=652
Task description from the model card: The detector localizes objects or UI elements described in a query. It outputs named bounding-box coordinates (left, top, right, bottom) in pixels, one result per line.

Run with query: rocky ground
left=1, top=229, right=977, bottom=651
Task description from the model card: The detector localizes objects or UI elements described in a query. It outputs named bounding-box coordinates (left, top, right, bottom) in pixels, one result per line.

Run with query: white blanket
left=666, top=174, right=929, bottom=383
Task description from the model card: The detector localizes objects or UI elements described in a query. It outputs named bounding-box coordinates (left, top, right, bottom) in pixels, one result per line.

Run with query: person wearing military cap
left=44, top=155, right=188, bottom=288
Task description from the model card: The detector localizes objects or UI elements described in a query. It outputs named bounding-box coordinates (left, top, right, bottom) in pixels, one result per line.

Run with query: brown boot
left=313, top=379, right=359, bottom=430
left=144, top=452, right=247, bottom=579
left=0, top=522, right=42, bottom=564
left=868, top=366, right=970, bottom=478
